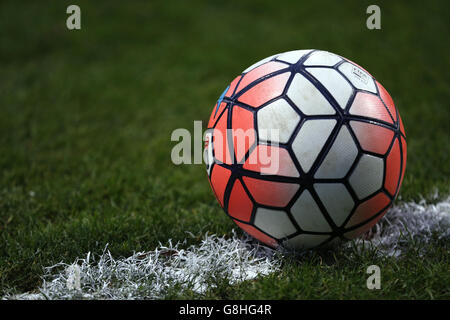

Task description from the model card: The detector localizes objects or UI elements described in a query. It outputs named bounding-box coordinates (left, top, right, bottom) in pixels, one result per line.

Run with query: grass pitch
left=0, top=0, right=449, bottom=299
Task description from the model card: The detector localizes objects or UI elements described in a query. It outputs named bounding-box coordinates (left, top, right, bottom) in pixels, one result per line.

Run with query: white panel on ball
left=306, top=67, right=354, bottom=109
left=303, top=50, right=342, bottom=66
left=257, top=99, right=301, bottom=144
left=349, top=154, right=384, bottom=200
left=254, top=208, right=297, bottom=239
left=287, top=73, right=336, bottom=115
left=283, top=234, right=330, bottom=250
left=291, top=190, right=332, bottom=232
left=292, top=119, right=336, bottom=173
left=314, top=126, right=358, bottom=179
left=276, top=50, right=312, bottom=64
left=338, top=62, right=377, bottom=93
left=314, top=183, right=354, bottom=227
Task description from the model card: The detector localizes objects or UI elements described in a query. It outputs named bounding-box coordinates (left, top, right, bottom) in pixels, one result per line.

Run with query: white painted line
left=4, top=196, right=449, bottom=300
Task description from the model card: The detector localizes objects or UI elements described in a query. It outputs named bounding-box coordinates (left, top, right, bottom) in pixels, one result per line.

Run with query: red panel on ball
left=238, top=72, right=290, bottom=108
left=225, top=76, right=242, bottom=97
left=346, top=192, right=391, bottom=229
left=213, top=109, right=233, bottom=164
left=384, top=138, right=401, bottom=196
left=236, top=61, right=288, bottom=93
left=208, top=102, right=227, bottom=128
left=377, top=81, right=397, bottom=123
left=228, top=180, right=253, bottom=222
left=242, top=176, right=299, bottom=207
left=232, top=106, right=256, bottom=163
left=350, top=121, right=395, bottom=155
left=349, top=92, right=394, bottom=124
left=345, top=208, right=388, bottom=239
left=234, top=220, right=278, bottom=248
left=210, top=165, right=231, bottom=207
left=243, top=145, right=299, bottom=177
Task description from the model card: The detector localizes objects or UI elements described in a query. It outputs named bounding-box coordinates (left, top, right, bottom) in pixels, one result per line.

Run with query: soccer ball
left=204, top=50, right=406, bottom=250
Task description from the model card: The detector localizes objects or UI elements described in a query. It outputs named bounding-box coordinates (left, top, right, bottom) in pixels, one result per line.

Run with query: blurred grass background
left=0, top=0, right=449, bottom=297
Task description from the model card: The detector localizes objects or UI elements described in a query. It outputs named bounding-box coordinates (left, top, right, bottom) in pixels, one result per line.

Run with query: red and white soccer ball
left=204, top=49, right=406, bottom=250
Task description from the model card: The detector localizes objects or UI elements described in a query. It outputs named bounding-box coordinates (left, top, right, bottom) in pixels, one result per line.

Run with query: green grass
left=0, top=0, right=449, bottom=298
